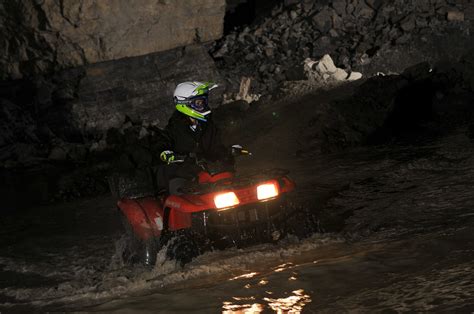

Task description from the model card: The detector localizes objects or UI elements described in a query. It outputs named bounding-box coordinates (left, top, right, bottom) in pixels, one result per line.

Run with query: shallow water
left=93, top=225, right=474, bottom=313
left=1, top=129, right=474, bottom=312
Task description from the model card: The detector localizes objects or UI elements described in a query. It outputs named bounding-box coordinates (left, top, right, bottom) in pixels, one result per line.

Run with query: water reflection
left=273, top=263, right=294, bottom=273
left=222, top=289, right=312, bottom=313
left=230, top=272, right=259, bottom=281
left=222, top=302, right=264, bottom=313
left=232, top=297, right=256, bottom=301
left=263, top=289, right=312, bottom=313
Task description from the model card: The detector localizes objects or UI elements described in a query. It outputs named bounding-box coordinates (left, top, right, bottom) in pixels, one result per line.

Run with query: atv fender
left=117, top=197, right=164, bottom=240
left=164, top=195, right=197, bottom=230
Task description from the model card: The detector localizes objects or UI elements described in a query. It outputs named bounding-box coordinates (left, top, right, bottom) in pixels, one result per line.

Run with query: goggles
left=189, top=96, right=209, bottom=112
left=175, top=96, right=209, bottom=113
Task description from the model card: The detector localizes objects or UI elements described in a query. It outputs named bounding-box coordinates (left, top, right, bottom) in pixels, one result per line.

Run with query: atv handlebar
left=231, top=145, right=252, bottom=157
left=169, top=153, right=195, bottom=164
left=169, top=147, right=252, bottom=164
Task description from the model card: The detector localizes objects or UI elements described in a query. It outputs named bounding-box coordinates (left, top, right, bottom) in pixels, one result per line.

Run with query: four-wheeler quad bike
left=110, top=150, right=297, bottom=267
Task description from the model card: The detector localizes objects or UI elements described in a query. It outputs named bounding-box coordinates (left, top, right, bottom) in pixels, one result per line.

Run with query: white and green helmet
left=173, top=81, right=218, bottom=122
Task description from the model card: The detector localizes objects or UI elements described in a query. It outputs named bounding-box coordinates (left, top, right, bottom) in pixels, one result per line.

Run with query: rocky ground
left=212, top=0, right=474, bottom=95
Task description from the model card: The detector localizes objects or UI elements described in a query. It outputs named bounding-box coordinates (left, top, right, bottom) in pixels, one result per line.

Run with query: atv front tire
left=162, top=230, right=200, bottom=267
left=119, top=209, right=158, bottom=267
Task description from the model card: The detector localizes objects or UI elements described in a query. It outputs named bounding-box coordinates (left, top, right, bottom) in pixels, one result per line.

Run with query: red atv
left=110, top=150, right=296, bottom=266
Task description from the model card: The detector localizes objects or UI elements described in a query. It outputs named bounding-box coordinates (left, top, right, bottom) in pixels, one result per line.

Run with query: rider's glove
left=160, top=150, right=175, bottom=164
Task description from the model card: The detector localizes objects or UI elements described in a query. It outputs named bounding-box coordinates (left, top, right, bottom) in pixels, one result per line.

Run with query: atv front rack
left=190, top=197, right=290, bottom=245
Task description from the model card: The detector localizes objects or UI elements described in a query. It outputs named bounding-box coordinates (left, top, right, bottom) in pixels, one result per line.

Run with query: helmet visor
left=189, top=96, right=209, bottom=113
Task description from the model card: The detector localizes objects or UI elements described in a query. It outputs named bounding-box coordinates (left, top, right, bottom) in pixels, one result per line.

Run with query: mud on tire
left=162, top=230, right=201, bottom=267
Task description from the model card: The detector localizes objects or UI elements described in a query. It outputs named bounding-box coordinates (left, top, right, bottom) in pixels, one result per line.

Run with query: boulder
left=313, top=7, right=333, bottom=33
left=315, top=54, right=338, bottom=74
left=332, top=13, right=344, bottom=30
left=347, top=72, right=363, bottom=81
left=304, top=54, right=361, bottom=83
left=365, top=0, right=384, bottom=10
left=400, top=14, right=416, bottom=31
left=332, top=68, right=349, bottom=81
left=447, top=11, right=465, bottom=21
left=354, top=1, right=375, bottom=19
left=332, top=0, right=347, bottom=16
left=313, top=36, right=335, bottom=56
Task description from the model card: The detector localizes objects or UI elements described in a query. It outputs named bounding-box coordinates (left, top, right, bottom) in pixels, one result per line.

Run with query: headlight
left=214, top=192, right=240, bottom=209
left=257, top=183, right=279, bottom=200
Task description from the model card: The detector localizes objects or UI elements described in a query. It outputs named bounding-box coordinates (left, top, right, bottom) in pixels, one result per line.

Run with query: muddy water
left=1, top=129, right=474, bottom=312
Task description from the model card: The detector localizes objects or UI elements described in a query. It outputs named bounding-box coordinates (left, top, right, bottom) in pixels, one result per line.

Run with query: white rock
left=347, top=71, right=363, bottom=81
left=331, top=68, right=349, bottom=81
left=315, top=54, right=337, bottom=74
left=304, top=54, right=362, bottom=84
left=304, top=58, right=318, bottom=71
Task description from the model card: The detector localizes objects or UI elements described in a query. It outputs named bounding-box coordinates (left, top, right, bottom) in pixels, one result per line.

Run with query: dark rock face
left=300, top=51, right=474, bottom=152
left=0, top=0, right=226, bottom=79
left=0, top=99, right=38, bottom=148
left=66, top=45, right=223, bottom=136
left=212, top=0, right=474, bottom=95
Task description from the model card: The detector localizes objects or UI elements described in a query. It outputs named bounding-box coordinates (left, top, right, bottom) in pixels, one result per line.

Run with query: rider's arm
left=202, top=119, right=234, bottom=165
left=147, top=122, right=176, bottom=165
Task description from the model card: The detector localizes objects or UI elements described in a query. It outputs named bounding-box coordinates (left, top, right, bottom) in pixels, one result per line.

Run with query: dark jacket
left=162, top=111, right=231, bottom=163
left=108, top=111, right=231, bottom=193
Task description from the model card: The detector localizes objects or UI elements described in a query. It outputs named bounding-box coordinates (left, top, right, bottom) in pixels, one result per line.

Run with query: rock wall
left=32, top=45, right=223, bottom=141
left=0, top=44, right=222, bottom=204
left=0, top=0, right=226, bottom=79
left=68, top=45, right=223, bottom=135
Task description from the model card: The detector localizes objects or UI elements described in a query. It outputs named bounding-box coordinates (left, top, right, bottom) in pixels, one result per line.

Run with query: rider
left=155, top=81, right=234, bottom=191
